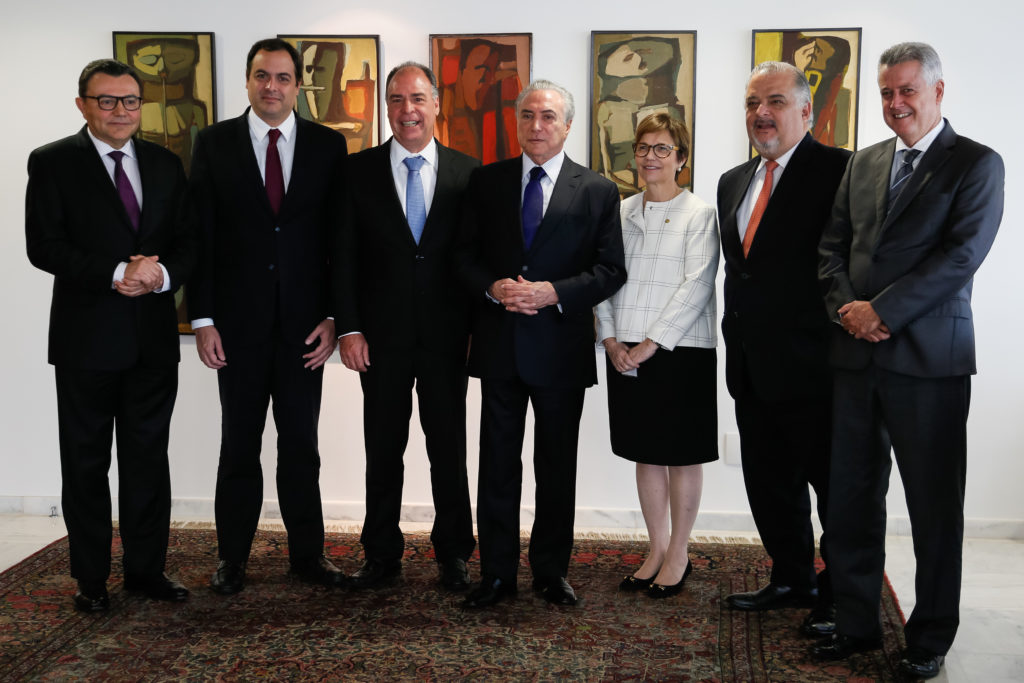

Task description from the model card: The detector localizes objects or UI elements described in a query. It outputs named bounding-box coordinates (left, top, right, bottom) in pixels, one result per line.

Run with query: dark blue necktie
left=888, top=148, right=921, bottom=212
left=522, top=166, right=545, bottom=249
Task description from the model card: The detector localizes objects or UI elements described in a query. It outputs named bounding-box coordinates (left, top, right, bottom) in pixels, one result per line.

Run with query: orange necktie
left=742, top=159, right=778, bottom=258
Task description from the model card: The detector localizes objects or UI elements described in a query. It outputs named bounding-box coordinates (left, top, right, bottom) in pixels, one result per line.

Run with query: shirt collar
left=758, top=136, right=801, bottom=174
left=86, top=127, right=136, bottom=159
left=894, top=118, right=945, bottom=155
left=522, top=150, right=565, bottom=185
left=248, top=109, right=296, bottom=142
left=390, top=137, right=438, bottom=168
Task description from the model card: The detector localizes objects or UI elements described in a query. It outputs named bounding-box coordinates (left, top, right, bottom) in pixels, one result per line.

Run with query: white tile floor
left=2, top=515, right=1021, bottom=682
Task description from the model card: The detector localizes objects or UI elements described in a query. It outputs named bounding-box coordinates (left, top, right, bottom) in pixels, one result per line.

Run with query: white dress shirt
left=890, top=119, right=945, bottom=186
left=521, top=151, right=564, bottom=216
left=390, top=138, right=438, bottom=216
left=736, top=139, right=800, bottom=243
left=86, top=128, right=171, bottom=293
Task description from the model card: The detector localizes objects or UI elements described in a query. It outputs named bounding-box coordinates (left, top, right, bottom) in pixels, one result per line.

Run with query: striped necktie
left=888, top=148, right=920, bottom=212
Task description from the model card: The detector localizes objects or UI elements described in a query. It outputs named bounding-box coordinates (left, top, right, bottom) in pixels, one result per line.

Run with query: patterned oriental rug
left=0, top=528, right=906, bottom=682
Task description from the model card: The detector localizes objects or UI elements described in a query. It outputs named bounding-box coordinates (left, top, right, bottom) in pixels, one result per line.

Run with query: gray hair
left=516, top=79, right=575, bottom=123
left=747, top=61, right=813, bottom=126
left=385, top=61, right=439, bottom=99
left=878, top=42, right=943, bottom=85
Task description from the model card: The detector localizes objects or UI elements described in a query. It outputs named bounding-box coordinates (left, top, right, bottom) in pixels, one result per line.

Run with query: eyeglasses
left=82, top=95, right=142, bottom=111
left=633, top=143, right=680, bottom=159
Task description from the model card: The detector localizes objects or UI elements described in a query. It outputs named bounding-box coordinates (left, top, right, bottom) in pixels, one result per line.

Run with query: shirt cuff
left=112, top=262, right=128, bottom=288
left=190, top=318, right=214, bottom=329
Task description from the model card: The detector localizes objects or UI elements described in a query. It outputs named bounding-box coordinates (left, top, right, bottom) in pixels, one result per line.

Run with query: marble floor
left=1, top=515, right=1021, bottom=682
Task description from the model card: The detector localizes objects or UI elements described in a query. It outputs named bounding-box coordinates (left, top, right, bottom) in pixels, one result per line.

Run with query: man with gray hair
left=456, top=79, right=625, bottom=608
left=716, top=62, right=851, bottom=634
left=813, top=43, right=1003, bottom=679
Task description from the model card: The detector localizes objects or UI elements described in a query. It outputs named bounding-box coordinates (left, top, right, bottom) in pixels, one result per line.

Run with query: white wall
left=3, top=0, right=1022, bottom=537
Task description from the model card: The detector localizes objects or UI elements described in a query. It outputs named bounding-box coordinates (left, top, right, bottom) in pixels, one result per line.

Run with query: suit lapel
left=529, top=155, right=582, bottom=254
left=76, top=127, right=138, bottom=237
left=884, top=121, right=955, bottom=228
left=721, top=157, right=759, bottom=263
left=421, top=142, right=453, bottom=246
left=135, top=140, right=158, bottom=238
left=236, top=112, right=274, bottom=217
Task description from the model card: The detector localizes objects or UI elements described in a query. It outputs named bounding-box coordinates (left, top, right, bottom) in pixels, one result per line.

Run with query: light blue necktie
left=404, top=155, right=426, bottom=244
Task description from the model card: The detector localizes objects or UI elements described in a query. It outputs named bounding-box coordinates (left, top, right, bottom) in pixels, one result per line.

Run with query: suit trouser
left=734, top=382, right=832, bottom=600
left=476, top=377, right=585, bottom=582
left=828, top=365, right=968, bottom=655
left=55, top=364, right=176, bottom=582
left=213, top=330, right=325, bottom=563
left=358, top=347, right=475, bottom=562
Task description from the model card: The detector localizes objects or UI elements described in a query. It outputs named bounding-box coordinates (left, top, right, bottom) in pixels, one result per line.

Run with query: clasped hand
left=115, top=254, right=162, bottom=297
left=489, top=275, right=558, bottom=315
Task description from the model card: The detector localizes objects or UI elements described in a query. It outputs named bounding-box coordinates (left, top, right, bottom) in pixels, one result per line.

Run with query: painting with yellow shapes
left=751, top=28, right=861, bottom=157
left=279, top=35, right=380, bottom=155
left=113, top=31, right=216, bottom=334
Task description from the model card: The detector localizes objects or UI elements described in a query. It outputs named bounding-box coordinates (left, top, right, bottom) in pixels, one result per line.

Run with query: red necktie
left=742, top=159, right=778, bottom=258
left=265, top=128, right=285, bottom=216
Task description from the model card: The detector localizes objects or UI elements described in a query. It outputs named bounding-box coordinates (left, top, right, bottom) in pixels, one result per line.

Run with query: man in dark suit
left=336, top=62, right=479, bottom=591
left=187, top=39, right=348, bottom=594
left=26, top=59, right=195, bottom=611
left=812, top=43, right=1003, bottom=680
left=717, top=62, right=850, bottom=635
left=457, top=80, right=626, bottom=608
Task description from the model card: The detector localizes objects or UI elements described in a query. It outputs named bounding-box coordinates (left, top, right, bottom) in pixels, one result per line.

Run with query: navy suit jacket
left=187, top=111, right=347, bottom=350
left=819, top=120, right=1004, bottom=377
left=26, top=126, right=195, bottom=370
left=718, top=133, right=851, bottom=401
left=336, top=139, right=479, bottom=357
left=456, top=155, right=626, bottom=388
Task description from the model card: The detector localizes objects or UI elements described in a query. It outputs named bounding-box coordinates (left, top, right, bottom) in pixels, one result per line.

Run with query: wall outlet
left=723, top=432, right=742, bottom=467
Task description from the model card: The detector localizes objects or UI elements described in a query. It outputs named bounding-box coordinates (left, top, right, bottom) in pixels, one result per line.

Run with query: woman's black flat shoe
left=619, top=573, right=656, bottom=591
left=647, top=560, right=692, bottom=599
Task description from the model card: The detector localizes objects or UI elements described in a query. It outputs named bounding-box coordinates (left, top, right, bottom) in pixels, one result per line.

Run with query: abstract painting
left=430, top=33, right=531, bottom=164
left=279, top=35, right=380, bottom=154
left=113, top=31, right=216, bottom=334
left=752, top=28, right=861, bottom=154
left=590, top=31, right=696, bottom=197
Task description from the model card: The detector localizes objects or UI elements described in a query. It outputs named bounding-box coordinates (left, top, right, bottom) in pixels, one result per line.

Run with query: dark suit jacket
left=457, top=155, right=626, bottom=388
left=337, top=139, right=479, bottom=357
left=718, top=133, right=851, bottom=401
left=819, top=120, right=1004, bottom=377
left=187, top=111, right=347, bottom=349
left=26, top=126, right=195, bottom=371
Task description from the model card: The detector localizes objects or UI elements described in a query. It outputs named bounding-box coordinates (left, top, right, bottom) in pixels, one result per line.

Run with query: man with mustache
left=187, top=38, right=348, bottom=594
left=716, top=62, right=850, bottom=635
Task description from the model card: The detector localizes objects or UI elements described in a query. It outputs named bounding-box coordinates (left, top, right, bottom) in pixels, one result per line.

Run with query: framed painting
left=429, top=33, right=531, bottom=164
left=278, top=34, right=381, bottom=154
left=590, top=31, right=696, bottom=198
left=751, top=28, right=861, bottom=155
left=114, top=31, right=216, bottom=334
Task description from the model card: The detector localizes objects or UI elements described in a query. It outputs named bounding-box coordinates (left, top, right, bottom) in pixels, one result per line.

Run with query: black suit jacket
left=337, top=139, right=479, bottom=357
left=820, top=120, right=1004, bottom=377
left=457, top=155, right=626, bottom=388
left=187, top=111, right=347, bottom=349
left=26, top=126, right=195, bottom=371
left=718, top=134, right=851, bottom=401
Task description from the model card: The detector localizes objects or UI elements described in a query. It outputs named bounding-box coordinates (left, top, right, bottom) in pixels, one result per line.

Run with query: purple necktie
left=522, top=166, right=545, bottom=249
left=265, top=128, right=285, bottom=216
left=108, top=150, right=140, bottom=231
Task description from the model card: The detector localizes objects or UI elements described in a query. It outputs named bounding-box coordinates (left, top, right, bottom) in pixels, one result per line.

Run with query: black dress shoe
left=210, top=560, right=247, bottom=595
left=647, top=561, right=693, bottom=599
left=73, top=580, right=109, bottom=613
left=619, top=574, right=656, bottom=591
left=898, top=647, right=945, bottom=679
left=438, top=558, right=470, bottom=591
left=810, top=633, right=883, bottom=660
left=464, top=575, right=517, bottom=608
left=800, top=605, right=837, bottom=637
left=725, top=583, right=818, bottom=611
left=290, top=555, right=347, bottom=587
left=124, top=572, right=189, bottom=602
left=349, top=558, right=401, bottom=590
left=532, top=576, right=577, bottom=606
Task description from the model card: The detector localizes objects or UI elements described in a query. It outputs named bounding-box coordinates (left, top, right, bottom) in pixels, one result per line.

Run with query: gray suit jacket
left=819, top=119, right=1004, bottom=377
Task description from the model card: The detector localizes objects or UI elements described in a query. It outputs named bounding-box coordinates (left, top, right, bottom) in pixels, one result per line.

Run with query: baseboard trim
left=2, top=496, right=1021, bottom=540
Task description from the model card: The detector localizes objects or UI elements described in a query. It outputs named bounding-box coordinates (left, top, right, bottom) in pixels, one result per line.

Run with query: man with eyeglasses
left=715, top=62, right=850, bottom=636
left=26, top=58, right=196, bottom=612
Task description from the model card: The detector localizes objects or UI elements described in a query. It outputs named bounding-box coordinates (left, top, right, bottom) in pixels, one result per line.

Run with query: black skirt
left=606, top=345, right=719, bottom=466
